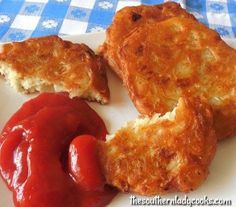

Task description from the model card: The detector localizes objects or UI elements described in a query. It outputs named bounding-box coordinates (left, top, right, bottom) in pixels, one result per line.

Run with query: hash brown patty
left=0, top=35, right=110, bottom=103
left=118, top=17, right=236, bottom=140
left=99, top=97, right=217, bottom=195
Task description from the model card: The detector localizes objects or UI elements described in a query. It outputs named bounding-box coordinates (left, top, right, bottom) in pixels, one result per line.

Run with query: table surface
left=0, top=0, right=235, bottom=43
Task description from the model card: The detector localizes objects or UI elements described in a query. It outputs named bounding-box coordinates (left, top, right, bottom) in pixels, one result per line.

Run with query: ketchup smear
left=0, top=93, right=117, bottom=207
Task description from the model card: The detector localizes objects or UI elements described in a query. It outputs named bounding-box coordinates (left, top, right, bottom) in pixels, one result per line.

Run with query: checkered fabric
left=0, top=0, right=235, bottom=42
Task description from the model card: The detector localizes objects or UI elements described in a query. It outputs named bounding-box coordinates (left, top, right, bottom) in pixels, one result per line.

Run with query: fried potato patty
left=100, top=2, right=195, bottom=78
left=118, top=17, right=236, bottom=140
left=99, top=97, right=217, bottom=195
left=0, top=35, right=110, bottom=103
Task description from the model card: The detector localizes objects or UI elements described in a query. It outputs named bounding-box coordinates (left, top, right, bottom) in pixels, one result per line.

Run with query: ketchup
left=0, top=93, right=117, bottom=207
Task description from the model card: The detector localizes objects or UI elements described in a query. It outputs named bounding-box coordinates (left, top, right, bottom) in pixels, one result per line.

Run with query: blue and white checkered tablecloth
left=0, top=0, right=235, bottom=43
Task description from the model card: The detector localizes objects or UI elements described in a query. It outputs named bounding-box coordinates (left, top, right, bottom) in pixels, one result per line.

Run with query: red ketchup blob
left=0, top=93, right=117, bottom=207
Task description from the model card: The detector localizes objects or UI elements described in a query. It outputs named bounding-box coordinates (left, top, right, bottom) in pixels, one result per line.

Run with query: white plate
left=0, top=32, right=236, bottom=207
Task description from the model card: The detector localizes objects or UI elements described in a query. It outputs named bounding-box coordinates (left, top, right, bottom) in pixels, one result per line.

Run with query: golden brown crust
left=118, top=17, right=236, bottom=140
left=0, top=35, right=110, bottom=103
left=100, top=2, right=196, bottom=78
left=99, top=97, right=217, bottom=195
